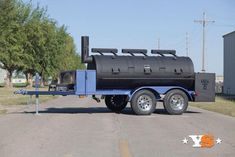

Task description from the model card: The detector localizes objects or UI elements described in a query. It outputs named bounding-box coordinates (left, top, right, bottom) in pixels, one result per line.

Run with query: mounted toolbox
left=194, top=73, right=215, bottom=102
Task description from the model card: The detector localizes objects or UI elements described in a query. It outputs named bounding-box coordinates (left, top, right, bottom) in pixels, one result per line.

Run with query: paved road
left=0, top=96, right=235, bottom=157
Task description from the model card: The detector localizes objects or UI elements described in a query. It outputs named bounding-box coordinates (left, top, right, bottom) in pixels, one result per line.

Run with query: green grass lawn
left=190, top=96, right=235, bottom=117
left=0, top=87, right=57, bottom=114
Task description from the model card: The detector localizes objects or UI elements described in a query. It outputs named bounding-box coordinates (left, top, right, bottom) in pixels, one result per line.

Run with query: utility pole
left=194, top=12, right=215, bottom=72
left=158, top=38, right=160, bottom=49
left=186, top=32, right=189, bottom=57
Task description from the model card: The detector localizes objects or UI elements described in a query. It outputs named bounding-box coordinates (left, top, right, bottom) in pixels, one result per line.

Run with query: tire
left=163, top=89, right=188, bottom=115
left=131, top=90, right=156, bottom=115
left=105, top=95, right=128, bottom=113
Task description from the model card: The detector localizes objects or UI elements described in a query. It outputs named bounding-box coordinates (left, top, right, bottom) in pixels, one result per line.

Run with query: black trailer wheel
left=105, top=95, right=128, bottom=113
left=163, top=89, right=188, bottom=115
left=131, top=90, right=156, bottom=115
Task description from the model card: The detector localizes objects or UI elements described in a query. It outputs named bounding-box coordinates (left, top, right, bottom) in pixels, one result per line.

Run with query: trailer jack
left=92, top=95, right=100, bottom=103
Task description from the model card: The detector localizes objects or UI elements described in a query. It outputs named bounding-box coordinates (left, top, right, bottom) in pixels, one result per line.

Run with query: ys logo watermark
left=182, top=134, right=222, bottom=148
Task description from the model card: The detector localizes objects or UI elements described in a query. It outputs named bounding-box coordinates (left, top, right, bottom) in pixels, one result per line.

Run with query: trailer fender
left=129, top=87, right=161, bottom=101
left=129, top=86, right=193, bottom=101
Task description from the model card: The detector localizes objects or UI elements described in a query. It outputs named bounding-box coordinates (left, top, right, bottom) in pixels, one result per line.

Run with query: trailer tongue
left=14, top=36, right=215, bottom=115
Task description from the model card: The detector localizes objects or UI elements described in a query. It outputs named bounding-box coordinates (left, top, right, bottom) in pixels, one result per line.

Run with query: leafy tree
left=0, top=0, right=85, bottom=87
left=0, top=0, right=29, bottom=87
left=19, top=4, right=47, bottom=86
left=56, top=31, right=85, bottom=72
left=21, top=6, right=85, bottom=86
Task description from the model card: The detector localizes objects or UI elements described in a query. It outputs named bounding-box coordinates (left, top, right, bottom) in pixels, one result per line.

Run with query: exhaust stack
left=81, top=36, right=92, bottom=63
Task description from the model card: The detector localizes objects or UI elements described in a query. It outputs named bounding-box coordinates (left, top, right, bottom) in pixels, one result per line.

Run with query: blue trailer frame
left=15, top=70, right=195, bottom=114
left=16, top=70, right=195, bottom=99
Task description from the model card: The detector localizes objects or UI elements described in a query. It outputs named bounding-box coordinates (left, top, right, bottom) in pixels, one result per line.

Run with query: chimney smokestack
left=81, top=36, right=92, bottom=63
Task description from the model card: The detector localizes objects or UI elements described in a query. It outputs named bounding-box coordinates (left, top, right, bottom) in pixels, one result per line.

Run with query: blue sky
left=23, top=0, right=235, bottom=75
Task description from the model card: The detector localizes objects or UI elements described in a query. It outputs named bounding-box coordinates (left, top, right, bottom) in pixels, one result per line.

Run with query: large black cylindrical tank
left=87, top=55, right=195, bottom=90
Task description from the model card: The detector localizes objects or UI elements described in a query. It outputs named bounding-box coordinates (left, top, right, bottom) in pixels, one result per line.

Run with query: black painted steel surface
left=75, top=36, right=195, bottom=90
left=87, top=55, right=195, bottom=90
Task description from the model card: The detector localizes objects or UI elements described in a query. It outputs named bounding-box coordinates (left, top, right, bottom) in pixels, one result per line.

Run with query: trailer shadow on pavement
left=21, top=107, right=201, bottom=115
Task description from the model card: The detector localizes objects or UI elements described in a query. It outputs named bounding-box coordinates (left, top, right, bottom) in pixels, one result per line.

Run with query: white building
left=223, top=31, right=235, bottom=95
left=0, top=65, right=26, bottom=86
left=216, top=75, right=223, bottom=84
left=0, top=68, right=7, bottom=85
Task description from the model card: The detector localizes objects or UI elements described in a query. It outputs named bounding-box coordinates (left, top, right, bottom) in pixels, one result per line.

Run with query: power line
left=186, top=32, right=189, bottom=57
left=213, top=23, right=235, bottom=28
left=157, top=38, right=160, bottom=49
left=194, top=12, right=215, bottom=72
